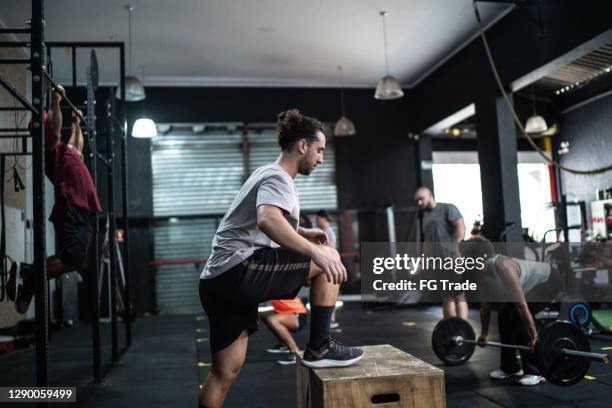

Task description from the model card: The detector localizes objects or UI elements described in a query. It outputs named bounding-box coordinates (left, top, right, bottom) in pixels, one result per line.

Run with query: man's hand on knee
left=311, top=245, right=346, bottom=284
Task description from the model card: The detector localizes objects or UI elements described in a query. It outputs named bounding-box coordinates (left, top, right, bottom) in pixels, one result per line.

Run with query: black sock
left=309, top=306, right=335, bottom=349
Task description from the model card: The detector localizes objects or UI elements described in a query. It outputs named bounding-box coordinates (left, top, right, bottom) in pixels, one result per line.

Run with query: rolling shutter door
left=151, top=127, right=242, bottom=314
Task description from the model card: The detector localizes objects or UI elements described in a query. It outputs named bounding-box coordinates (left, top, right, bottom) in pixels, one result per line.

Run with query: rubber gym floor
left=1, top=303, right=611, bottom=407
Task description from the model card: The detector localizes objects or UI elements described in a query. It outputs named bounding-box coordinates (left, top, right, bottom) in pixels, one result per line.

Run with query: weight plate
left=536, top=320, right=591, bottom=386
left=90, top=50, right=99, bottom=90
left=569, top=303, right=591, bottom=326
left=432, top=317, right=475, bottom=366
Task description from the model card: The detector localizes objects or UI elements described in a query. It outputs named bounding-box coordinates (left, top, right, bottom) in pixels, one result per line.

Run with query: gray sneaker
left=301, top=338, right=363, bottom=368
left=267, top=343, right=291, bottom=354
left=277, top=353, right=297, bottom=365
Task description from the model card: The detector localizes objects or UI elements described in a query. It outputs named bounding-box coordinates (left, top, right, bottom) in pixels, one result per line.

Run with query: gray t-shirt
left=490, top=255, right=551, bottom=294
left=423, top=203, right=462, bottom=257
left=200, top=163, right=299, bottom=279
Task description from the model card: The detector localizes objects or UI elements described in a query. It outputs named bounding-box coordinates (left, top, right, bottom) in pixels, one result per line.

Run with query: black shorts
left=199, top=247, right=311, bottom=353
left=52, top=204, right=96, bottom=273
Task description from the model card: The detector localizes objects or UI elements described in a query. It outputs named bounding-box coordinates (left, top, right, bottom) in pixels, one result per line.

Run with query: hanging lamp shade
left=116, top=75, right=145, bottom=101
left=525, top=115, right=548, bottom=134
left=374, top=11, right=404, bottom=100
left=375, top=75, right=404, bottom=100
left=132, top=118, right=157, bottom=138
left=334, top=116, right=356, bottom=136
left=117, top=4, right=146, bottom=101
left=334, top=66, right=356, bottom=136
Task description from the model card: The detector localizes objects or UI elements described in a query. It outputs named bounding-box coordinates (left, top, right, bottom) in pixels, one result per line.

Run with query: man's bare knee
left=211, top=364, right=241, bottom=385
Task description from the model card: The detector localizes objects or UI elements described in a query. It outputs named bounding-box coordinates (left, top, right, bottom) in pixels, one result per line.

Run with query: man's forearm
left=516, top=303, right=538, bottom=338
left=260, top=212, right=314, bottom=257
left=49, top=100, right=62, bottom=137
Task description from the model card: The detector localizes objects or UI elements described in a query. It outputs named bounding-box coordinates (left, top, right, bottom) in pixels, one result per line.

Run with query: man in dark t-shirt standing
left=7, top=85, right=102, bottom=313
left=415, top=186, right=467, bottom=319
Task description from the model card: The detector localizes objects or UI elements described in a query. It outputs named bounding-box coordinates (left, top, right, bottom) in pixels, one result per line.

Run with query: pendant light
left=374, top=11, right=404, bottom=100
left=525, top=84, right=547, bottom=134
left=116, top=4, right=146, bottom=101
left=132, top=118, right=157, bottom=138
left=131, top=66, right=157, bottom=138
left=334, top=66, right=356, bottom=136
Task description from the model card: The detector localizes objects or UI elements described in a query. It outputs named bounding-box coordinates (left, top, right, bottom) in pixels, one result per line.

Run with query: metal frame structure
left=0, top=0, right=132, bottom=386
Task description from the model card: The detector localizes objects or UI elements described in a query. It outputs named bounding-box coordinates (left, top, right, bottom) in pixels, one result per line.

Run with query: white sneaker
left=519, top=375, right=545, bottom=386
left=489, top=369, right=523, bottom=380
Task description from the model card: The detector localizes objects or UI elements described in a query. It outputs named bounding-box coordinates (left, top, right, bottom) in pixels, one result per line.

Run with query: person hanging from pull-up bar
left=7, top=84, right=102, bottom=314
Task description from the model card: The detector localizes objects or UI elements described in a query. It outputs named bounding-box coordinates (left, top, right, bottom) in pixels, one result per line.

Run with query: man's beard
left=298, top=157, right=314, bottom=175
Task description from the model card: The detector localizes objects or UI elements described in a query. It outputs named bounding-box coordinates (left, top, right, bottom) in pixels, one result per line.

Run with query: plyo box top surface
left=302, top=344, right=444, bottom=382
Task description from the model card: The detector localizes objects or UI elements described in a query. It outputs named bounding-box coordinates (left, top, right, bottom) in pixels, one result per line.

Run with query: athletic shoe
left=277, top=353, right=296, bottom=365
left=519, top=375, right=545, bottom=386
left=489, top=369, right=523, bottom=379
left=330, top=320, right=340, bottom=330
left=7, top=261, right=19, bottom=301
left=267, top=343, right=291, bottom=354
left=301, top=338, right=363, bottom=368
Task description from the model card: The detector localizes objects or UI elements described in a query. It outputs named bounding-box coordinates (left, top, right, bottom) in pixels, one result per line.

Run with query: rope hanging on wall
left=473, top=1, right=612, bottom=175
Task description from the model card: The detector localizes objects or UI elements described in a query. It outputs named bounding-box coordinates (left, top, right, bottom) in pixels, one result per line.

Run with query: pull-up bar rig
left=0, top=0, right=132, bottom=387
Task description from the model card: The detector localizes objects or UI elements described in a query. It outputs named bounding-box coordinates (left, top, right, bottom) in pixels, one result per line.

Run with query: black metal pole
left=0, top=58, right=31, bottom=64
left=0, top=28, right=31, bottom=34
left=42, top=71, right=92, bottom=133
left=31, top=0, right=49, bottom=391
left=47, top=41, right=124, bottom=48
left=71, top=46, right=76, bottom=88
left=47, top=45, right=63, bottom=329
left=0, top=41, right=31, bottom=47
left=107, top=91, right=118, bottom=362
left=0, top=73, right=39, bottom=114
left=86, top=64, right=102, bottom=384
left=120, top=43, right=132, bottom=347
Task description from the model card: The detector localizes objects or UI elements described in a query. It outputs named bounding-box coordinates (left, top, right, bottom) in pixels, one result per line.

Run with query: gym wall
left=123, top=86, right=418, bottom=313
left=560, top=92, right=612, bottom=203
left=0, top=35, right=27, bottom=328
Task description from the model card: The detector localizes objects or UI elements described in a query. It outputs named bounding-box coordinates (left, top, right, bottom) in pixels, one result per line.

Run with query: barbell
left=431, top=317, right=609, bottom=386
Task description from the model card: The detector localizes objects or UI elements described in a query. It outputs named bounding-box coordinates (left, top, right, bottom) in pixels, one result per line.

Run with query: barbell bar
left=453, top=336, right=609, bottom=363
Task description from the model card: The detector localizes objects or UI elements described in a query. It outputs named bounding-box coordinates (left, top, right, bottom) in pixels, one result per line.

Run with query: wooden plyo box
left=296, top=344, right=445, bottom=408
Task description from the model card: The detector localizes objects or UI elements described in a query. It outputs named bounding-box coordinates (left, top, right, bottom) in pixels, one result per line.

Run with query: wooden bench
left=296, top=344, right=445, bottom=408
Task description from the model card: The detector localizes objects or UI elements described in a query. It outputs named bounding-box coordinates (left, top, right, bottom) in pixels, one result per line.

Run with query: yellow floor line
left=584, top=375, right=596, bottom=380
left=196, top=338, right=208, bottom=343
left=402, top=321, right=416, bottom=327
left=197, top=361, right=211, bottom=367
